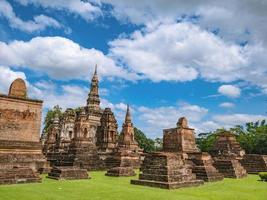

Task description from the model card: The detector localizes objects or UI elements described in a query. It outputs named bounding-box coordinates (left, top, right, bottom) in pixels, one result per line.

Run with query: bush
left=259, top=172, right=267, bottom=181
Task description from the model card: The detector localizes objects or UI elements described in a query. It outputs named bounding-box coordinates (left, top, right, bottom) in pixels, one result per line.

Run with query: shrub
left=259, top=172, right=267, bottom=181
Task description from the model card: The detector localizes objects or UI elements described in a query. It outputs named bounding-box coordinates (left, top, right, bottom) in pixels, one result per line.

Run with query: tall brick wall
left=0, top=95, right=43, bottom=142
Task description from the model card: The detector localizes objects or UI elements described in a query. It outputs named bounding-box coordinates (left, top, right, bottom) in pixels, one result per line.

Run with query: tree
left=196, top=120, right=267, bottom=154
left=134, top=127, right=156, bottom=153
left=43, top=105, right=63, bottom=133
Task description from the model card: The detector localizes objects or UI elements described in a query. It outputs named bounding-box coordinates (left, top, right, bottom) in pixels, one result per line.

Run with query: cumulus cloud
left=219, top=102, right=235, bottom=108
left=100, top=0, right=267, bottom=46
left=105, top=1, right=267, bottom=92
left=218, top=85, right=241, bottom=98
left=0, top=66, right=26, bottom=94
left=0, top=36, right=139, bottom=80
left=16, top=0, right=102, bottom=21
left=0, top=0, right=61, bottom=33
left=136, top=103, right=208, bottom=138
left=109, top=22, right=256, bottom=82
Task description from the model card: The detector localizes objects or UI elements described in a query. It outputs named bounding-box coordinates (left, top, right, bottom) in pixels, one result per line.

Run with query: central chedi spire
left=87, top=65, right=101, bottom=117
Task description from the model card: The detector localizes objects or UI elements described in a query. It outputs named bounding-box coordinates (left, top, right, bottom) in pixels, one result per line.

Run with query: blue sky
left=0, top=0, right=266, bottom=138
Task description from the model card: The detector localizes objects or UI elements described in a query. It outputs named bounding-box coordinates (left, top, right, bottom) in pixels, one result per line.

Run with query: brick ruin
left=42, top=66, right=141, bottom=179
left=210, top=132, right=247, bottom=178
left=163, top=117, right=223, bottom=182
left=241, top=154, right=267, bottom=174
left=131, top=152, right=203, bottom=189
left=131, top=117, right=221, bottom=189
left=0, top=78, right=49, bottom=185
left=105, top=105, right=140, bottom=177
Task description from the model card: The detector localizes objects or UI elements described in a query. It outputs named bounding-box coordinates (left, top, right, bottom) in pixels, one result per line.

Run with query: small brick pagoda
left=131, top=117, right=213, bottom=189
left=131, top=151, right=203, bottom=189
left=105, top=105, right=139, bottom=177
left=163, top=117, right=223, bottom=182
left=210, top=131, right=247, bottom=178
left=0, top=78, right=49, bottom=185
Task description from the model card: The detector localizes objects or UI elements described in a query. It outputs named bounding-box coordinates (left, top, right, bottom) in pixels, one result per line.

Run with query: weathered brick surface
left=105, top=147, right=139, bottom=177
left=211, top=132, right=247, bottom=178
left=131, top=152, right=204, bottom=189
left=0, top=95, right=42, bottom=142
left=187, top=152, right=224, bottom=182
left=8, top=78, right=27, bottom=98
left=241, top=154, right=267, bottom=173
left=162, top=117, right=223, bottom=182
left=0, top=79, right=49, bottom=184
left=0, top=167, right=41, bottom=185
left=48, top=166, right=89, bottom=180
left=163, top=117, right=199, bottom=153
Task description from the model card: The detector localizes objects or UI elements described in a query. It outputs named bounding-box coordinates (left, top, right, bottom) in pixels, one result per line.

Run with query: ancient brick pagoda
left=44, top=66, right=103, bottom=171
left=106, top=105, right=140, bottom=177
left=131, top=152, right=203, bottom=189
left=43, top=65, right=141, bottom=179
left=163, top=117, right=223, bottom=182
left=131, top=117, right=216, bottom=189
left=0, top=78, right=49, bottom=185
left=210, top=131, right=247, bottom=178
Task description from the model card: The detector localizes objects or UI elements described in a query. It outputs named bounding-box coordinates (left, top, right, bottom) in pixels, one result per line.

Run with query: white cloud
left=212, top=114, right=266, bottom=128
left=0, top=66, right=26, bottom=94
left=104, top=1, right=267, bottom=92
left=218, top=85, right=241, bottom=98
left=109, top=22, right=251, bottom=83
left=0, top=0, right=61, bottom=33
left=219, top=102, right=235, bottom=108
left=136, top=103, right=208, bottom=138
left=0, top=36, right=139, bottom=80
left=16, top=0, right=102, bottom=21
left=100, top=0, right=267, bottom=47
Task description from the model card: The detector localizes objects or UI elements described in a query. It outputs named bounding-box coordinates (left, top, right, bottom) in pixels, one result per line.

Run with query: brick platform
left=131, top=152, right=204, bottom=189
left=241, top=154, right=267, bottom=174
left=213, top=158, right=247, bottom=178
left=105, top=148, right=137, bottom=177
left=47, top=166, right=89, bottom=180
left=187, top=152, right=223, bottom=182
left=0, top=167, right=41, bottom=185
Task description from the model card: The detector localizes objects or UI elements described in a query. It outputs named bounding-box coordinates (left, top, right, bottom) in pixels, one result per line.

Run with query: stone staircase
left=213, top=159, right=247, bottom=178
left=0, top=167, right=41, bottom=185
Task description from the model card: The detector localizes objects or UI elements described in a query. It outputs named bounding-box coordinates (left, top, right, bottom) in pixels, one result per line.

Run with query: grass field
left=0, top=171, right=266, bottom=200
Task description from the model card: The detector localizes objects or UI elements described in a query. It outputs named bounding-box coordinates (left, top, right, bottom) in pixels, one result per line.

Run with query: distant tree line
left=196, top=120, right=267, bottom=154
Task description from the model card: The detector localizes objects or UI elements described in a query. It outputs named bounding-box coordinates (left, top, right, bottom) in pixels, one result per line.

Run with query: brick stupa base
left=0, top=167, right=41, bottom=185
left=241, top=154, right=267, bottom=174
left=187, top=152, right=224, bottom=182
left=105, top=166, right=136, bottom=177
left=105, top=148, right=137, bottom=177
left=213, top=157, right=247, bottom=178
left=47, top=166, right=89, bottom=180
left=131, top=152, right=203, bottom=189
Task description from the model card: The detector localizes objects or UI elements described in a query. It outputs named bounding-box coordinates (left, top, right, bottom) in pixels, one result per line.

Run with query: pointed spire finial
left=125, top=104, right=132, bottom=123
left=94, top=64, right=98, bottom=75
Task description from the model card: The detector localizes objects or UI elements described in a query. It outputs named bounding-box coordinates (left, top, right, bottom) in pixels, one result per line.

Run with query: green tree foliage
left=43, top=105, right=63, bottom=133
left=197, top=120, right=267, bottom=154
left=134, top=127, right=156, bottom=153
left=196, top=128, right=226, bottom=152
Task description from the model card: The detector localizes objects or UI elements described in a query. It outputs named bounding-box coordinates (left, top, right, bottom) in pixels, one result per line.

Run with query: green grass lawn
left=0, top=172, right=266, bottom=200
